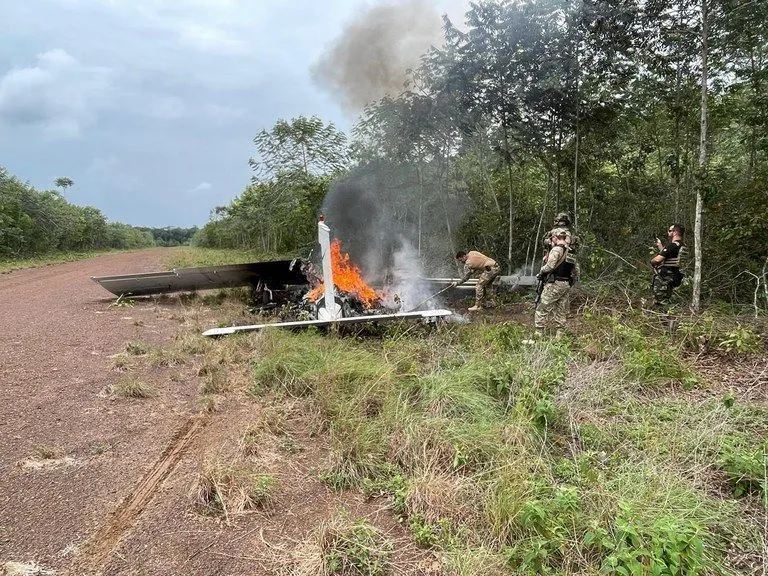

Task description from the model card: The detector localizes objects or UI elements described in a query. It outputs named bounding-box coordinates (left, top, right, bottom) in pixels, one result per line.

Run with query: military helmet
left=554, top=212, right=571, bottom=226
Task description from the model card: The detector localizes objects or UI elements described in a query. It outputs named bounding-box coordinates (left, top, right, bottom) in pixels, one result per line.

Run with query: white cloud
left=175, top=21, right=247, bottom=54
left=85, top=155, right=140, bottom=190
left=205, top=103, right=246, bottom=124
left=148, top=96, right=186, bottom=120
left=186, top=181, right=213, bottom=195
left=0, top=48, right=113, bottom=139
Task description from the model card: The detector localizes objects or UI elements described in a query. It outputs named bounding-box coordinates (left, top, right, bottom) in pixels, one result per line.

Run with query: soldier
left=535, top=230, right=578, bottom=337
left=651, top=223, right=685, bottom=311
left=542, top=212, right=580, bottom=255
left=451, top=250, right=501, bottom=311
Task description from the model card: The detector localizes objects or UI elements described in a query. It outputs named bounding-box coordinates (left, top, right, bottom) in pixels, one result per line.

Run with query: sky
left=0, top=0, right=466, bottom=228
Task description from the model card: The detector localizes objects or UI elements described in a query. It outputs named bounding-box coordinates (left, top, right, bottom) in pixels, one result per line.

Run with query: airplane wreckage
left=92, top=218, right=536, bottom=336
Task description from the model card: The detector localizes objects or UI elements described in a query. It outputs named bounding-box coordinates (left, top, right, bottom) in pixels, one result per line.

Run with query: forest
left=0, top=168, right=199, bottom=258
left=195, top=0, right=767, bottom=308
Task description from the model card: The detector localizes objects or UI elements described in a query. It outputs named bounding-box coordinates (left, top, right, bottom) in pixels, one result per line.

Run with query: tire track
left=71, top=415, right=208, bottom=575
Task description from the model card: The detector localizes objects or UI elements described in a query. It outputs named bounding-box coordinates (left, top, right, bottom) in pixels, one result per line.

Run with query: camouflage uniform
left=457, top=250, right=500, bottom=310
left=652, top=240, right=684, bottom=311
left=535, top=238, right=578, bottom=336
left=542, top=213, right=581, bottom=257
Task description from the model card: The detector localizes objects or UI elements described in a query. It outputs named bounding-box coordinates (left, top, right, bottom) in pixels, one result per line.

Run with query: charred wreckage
left=92, top=218, right=535, bottom=336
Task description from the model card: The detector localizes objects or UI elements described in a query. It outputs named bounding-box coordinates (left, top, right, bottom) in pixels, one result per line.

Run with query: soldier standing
left=452, top=250, right=501, bottom=311
left=651, top=223, right=685, bottom=311
left=542, top=212, right=580, bottom=256
left=535, top=231, right=578, bottom=337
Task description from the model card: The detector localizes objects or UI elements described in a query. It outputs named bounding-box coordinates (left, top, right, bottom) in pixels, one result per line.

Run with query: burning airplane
left=201, top=217, right=452, bottom=336
left=91, top=217, right=536, bottom=336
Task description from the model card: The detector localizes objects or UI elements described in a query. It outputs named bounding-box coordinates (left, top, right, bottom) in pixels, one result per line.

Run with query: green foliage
left=321, top=520, right=392, bottom=576
left=595, top=508, right=708, bottom=576
left=718, top=437, right=768, bottom=503
left=718, top=324, right=762, bottom=354
left=0, top=166, right=154, bottom=259
left=137, top=226, right=198, bottom=247
left=245, top=318, right=763, bottom=572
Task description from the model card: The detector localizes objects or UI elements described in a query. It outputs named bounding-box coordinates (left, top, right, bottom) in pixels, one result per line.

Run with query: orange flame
left=307, top=240, right=380, bottom=308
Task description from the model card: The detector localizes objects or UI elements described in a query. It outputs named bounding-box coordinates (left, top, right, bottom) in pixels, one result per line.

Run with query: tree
left=248, top=116, right=350, bottom=181
left=54, top=177, right=74, bottom=192
left=692, top=0, right=708, bottom=312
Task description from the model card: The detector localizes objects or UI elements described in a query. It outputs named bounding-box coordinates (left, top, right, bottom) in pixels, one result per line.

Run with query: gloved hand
left=449, top=281, right=458, bottom=288
left=536, top=272, right=544, bottom=281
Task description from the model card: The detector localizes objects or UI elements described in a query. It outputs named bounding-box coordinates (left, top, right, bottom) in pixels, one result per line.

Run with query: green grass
left=246, top=313, right=766, bottom=574
left=0, top=248, right=126, bottom=273
left=163, top=246, right=292, bottom=269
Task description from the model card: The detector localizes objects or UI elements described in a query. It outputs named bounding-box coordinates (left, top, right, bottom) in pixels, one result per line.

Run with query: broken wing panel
left=202, top=309, right=453, bottom=337
left=92, top=260, right=309, bottom=296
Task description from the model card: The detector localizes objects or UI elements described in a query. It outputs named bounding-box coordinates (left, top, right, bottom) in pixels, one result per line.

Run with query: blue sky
left=0, top=0, right=466, bottom=227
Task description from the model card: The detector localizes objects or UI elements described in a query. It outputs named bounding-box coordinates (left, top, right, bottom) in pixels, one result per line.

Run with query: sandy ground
left=0, top=250, right=432, bottom=576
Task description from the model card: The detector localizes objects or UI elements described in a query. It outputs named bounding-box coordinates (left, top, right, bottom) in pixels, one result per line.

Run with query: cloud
left=0, top=48, right=113, bottom=139
left=205, top=103, right=247, bottom=124
left=186, top=181, right=213, bottom=195
left=175, top=21, right=248, bottom=54
left=85, top=155, right=140, bottom=191
left=148, top=96, right=186, bottom=120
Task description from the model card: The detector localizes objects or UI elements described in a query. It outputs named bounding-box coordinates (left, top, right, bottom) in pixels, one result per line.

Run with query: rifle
left=534, top=275, right=546, bottom=309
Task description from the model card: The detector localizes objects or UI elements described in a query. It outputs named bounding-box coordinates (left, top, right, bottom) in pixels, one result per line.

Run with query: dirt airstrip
left=0, top=250, right=431, bottom=576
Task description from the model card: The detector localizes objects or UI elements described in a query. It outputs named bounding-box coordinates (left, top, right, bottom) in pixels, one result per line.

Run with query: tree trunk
left=692, top=0, right=708, bottom=313
left=501, top=118, right=516, bottom=275
left=531, top=171, right=550, bottom=274
left=573, top=41, right=580, bottom=229
left=417, top=162, right=424, bottom=258
left=674, top=43, right=683, bottom=220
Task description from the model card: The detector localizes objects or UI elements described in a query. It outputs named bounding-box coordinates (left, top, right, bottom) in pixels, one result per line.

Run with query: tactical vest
left=553, top=259, right=574, bottom=280
left=662, top=241, right=684, bottom=269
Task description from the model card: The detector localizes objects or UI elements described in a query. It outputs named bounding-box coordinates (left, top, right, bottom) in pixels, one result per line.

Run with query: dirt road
left=0, top=249, right=196, bottom=573
left=0, top=250, right=416, bottom=576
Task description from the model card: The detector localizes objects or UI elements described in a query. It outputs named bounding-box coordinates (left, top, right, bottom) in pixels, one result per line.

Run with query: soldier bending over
left=452, top=250, right=501, bottom=312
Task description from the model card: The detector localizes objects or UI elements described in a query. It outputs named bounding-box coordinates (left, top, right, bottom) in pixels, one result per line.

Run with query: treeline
left=197, top=0, right=767, bottom=304
left=138, top=226, right=199, bottom=247
left=0, top=167, right=155, bottom=258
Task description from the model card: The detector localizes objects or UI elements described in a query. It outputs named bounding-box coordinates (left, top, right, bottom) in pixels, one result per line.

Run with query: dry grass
left=287, top=515, right=393, bottom=576
left=190, top=459, right=276, bottom=521
left=147, top=346, right=187, bottom=368
left=35, top=445, right=58, bottom=460
left=405, top=470, right=480, bottom=529
left=111, top=353, right=132, bottom=371
left=124, top=340, right=149, bottom=356
left=115, top=377, right=157, bottom=398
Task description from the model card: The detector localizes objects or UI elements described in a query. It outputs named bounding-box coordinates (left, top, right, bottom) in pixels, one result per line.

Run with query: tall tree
left=249, top=116, right=350, bottom=181
left=692, top=0, right=708, bottom=312
left=54, top=177, right=74, bottom=192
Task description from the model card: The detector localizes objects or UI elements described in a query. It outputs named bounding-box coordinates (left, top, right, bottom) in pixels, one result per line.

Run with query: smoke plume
left=311, top=0, right=443, bottom=111
left=321, top=161, right=466, bottom=309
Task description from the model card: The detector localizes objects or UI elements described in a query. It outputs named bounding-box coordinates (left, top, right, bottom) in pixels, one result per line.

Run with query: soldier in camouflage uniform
left=535, top=231, right=578, bottom=337
left=452, top=250, right=501, bottom=311
left=542, top=212, right=580, bottom=257
left=651, top=223, right=685, bottom=311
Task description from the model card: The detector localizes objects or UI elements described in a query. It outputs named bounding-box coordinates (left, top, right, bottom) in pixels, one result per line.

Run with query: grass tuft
left=191, top=461, right=275, bottom=518
left=291, top=516, right=392, bottom=576
left=115, top=377, right=157, bottom=398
